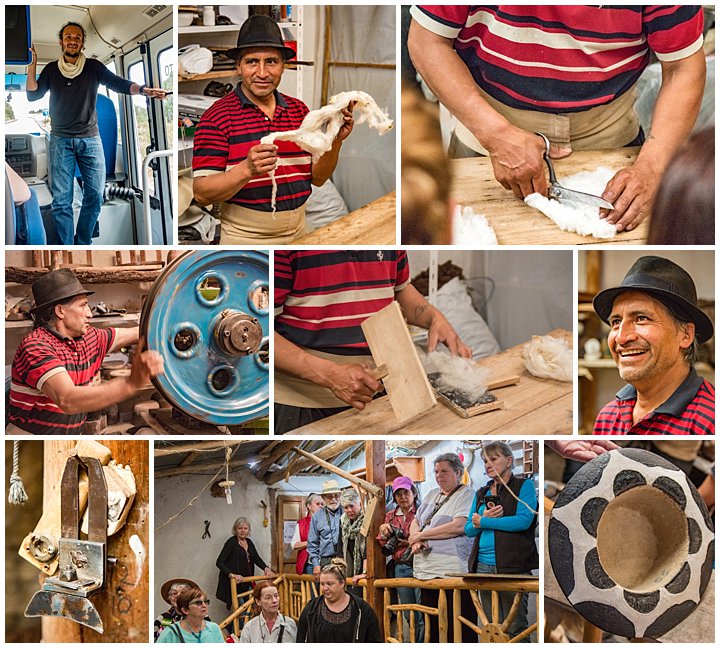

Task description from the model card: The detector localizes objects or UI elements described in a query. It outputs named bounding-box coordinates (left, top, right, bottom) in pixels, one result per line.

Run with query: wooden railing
left=218, top=574, right=537, bottom=643
left=373, top=576, right=539, bottom=643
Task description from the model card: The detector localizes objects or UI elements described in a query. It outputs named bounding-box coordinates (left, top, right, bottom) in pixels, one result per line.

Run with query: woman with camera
left=465, top=441, right=538, bottom=641
left=377, top=476, right=424, bottom=641
left=408, top=452, right=475, bottom=642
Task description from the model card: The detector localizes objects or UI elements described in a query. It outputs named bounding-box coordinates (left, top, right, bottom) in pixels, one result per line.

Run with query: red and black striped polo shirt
left=8, top=326, right=115, bottom=434
left=192, top=86, right=312, bottom=212
left=411, top=5, right=703, bottom=113
left=594, top=368, right=714, bottom=436
left=275, top=250, right=410, bottom=355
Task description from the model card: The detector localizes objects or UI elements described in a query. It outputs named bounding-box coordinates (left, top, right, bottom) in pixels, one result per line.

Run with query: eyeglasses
left=189, top=598, right=211, bottom=606
left=322, top=493, right=340, bottom=500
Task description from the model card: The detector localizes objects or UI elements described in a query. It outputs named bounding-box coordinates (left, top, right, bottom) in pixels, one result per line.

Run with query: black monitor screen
left=6, top=6, right=32, bottom=65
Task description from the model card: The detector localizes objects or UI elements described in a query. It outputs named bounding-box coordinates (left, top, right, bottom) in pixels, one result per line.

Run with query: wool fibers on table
left=525, top=166, right=617, bottom=238
left=420, top=350, right=492, bottom=399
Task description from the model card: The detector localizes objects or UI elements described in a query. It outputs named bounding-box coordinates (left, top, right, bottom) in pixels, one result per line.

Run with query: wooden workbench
left=288, top=328, right=572, bottom=435
left=294, top=191, right=396, bottom=244
left=544, top=508, right=715, bottom=643
left=451, top=148, right=649, bottom=245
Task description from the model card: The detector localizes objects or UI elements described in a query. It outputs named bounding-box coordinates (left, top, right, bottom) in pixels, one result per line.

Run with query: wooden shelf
left=180, top=70, right=235, bottom=82
left=6, top=313, right=140, bottom=330
left=179, top=21, right=297, bottom=34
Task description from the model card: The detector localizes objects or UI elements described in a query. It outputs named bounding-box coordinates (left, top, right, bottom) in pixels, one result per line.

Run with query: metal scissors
left=536, top=132, right=614, bottom=210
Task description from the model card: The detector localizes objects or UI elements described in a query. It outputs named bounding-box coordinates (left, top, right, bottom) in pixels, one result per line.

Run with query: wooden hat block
left=361, top=302, right=436, bottom=423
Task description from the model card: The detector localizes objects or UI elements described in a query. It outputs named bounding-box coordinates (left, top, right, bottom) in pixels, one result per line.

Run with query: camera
left=382, top=526, right=407, bottom=556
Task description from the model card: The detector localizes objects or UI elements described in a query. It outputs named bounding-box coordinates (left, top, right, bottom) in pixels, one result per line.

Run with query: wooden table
left=294, top=191, right=396, bottom=244
left=288, top=328, right=573, bottom=435
left=544, top=509, right=714, bottom=643
left=451, top=148, right=648, bottom=245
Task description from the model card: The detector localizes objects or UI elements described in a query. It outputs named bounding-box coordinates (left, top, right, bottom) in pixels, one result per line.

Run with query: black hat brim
left=30, top=288, right=95, bottom=314
left=593, top=285, right=714, bottom=344
left=225, top=44, right=297, bottom=62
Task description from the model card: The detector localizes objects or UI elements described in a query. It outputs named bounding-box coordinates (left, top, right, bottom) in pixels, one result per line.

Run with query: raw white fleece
left=260, top=91, right=393, bottom=212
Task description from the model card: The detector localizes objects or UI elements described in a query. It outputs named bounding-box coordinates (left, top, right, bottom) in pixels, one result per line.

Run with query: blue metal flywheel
left=139, top=250, right=269, bottom=425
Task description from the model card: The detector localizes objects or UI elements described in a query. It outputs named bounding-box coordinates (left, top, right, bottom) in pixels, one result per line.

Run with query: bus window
left=128, top=60, right=153, bottom=193
left=5, top=74, right=49, bottom=134
left=158, top=46, right=174, bottom=176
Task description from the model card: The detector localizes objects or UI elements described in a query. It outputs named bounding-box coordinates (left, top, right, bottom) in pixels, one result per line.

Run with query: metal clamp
left=25, top=455, right=109, bottom=633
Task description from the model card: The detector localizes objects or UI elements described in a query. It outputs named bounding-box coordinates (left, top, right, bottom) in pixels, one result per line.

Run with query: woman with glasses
left=296, top=558, right=381, bottom=643
left=156, top=587, right=224, bottom=643
left=239, top=581, right=297, bottom=643
left=408, top=452, right=475, bottom=642
left=216, top=516, right=274, bottom=611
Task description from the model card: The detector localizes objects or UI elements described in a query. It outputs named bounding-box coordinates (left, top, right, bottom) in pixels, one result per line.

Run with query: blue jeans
left=476, top=562, right=531, bottom=642
left=394, top=562, right=424, bottom=642
left=49, top=135, right=105, bottom=245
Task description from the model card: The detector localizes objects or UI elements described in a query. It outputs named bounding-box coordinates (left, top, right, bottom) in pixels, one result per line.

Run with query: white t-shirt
left=413, top=484, right=474, bottom=580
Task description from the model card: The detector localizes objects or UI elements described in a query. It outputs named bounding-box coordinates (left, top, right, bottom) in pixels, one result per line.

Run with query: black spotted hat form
left=548, top=449, right=714, bottom=639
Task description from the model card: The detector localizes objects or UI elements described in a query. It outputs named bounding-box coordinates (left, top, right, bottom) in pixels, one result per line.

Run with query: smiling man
left=7, top=269, right=163, bottom=434
left=26, top=22, right=166, bottom=245
left=192, top=15, right=354, bottom=244
left=592, top=256, right=714, bottom=435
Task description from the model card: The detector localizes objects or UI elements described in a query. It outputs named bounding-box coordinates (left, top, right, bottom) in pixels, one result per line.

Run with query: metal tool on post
left=25, top=455, right=109, bottom=633
left=536, top=132, right=614, bottom=210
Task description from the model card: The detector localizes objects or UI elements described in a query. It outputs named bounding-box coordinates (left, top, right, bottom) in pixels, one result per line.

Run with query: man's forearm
left=407, top=21, right=512, bottom=152
left=26, top=65, right=38, bottom=91
left=47, top=378, right=136, bottom=415
left=635, top=50, right=705, bottom=173
left=193, top=163, right=253, bottom=205
left=311, top=139, right=342, bottom=186
left=274, top=332, right=335, bottom=389
left=395, top=284, right=440, bottom=328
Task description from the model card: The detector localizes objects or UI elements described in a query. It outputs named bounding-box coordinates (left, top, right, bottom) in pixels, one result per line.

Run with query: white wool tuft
left=452, top=205, right=498, bottom=245
left=522, top=335, right=572, bottom=382
left=420, top=350, right=492, bottom=399
left=260, top=91, right=393, bottom=213
left=524, top=166, right=617, bottom=238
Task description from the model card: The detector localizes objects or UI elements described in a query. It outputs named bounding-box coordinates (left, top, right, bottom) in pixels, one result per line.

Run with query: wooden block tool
left=361, top=302, right=436, bottom=422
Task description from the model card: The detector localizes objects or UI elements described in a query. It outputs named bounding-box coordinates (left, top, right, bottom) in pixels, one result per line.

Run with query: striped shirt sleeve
left=410, top=5, right=470, bottom=38
left=643, top=6, right=704, bottom=61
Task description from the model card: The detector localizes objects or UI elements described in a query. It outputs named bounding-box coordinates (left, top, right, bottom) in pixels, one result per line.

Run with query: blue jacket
left=307, top=505, right=342, bottom=568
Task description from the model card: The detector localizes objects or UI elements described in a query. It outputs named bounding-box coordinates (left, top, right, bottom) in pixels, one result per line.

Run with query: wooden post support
left=41, top=440, right=149, bottom=643
left=365, top=441, right=386, bottom=640
left=438, top=589, right=448, bottom=643
left=453, top=588, right=461, bottom=642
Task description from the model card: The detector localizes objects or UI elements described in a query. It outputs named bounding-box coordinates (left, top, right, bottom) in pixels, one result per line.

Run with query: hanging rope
left=8, top=441, right=28, bottom=505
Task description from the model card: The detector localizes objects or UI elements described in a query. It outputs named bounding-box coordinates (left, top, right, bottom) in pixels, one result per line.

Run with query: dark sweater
left=296, top=592, right=382, bottom=643
left=215, top=536, right=267, bottom=606
left=26, top=58, right=133, bottom=137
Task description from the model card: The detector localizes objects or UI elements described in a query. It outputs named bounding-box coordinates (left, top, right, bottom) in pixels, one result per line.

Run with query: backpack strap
left=169, top=623, right=185, bottom=643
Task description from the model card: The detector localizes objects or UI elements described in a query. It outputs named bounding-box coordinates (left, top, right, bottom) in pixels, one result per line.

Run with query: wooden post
left=230, top=579, right=240, bottom=637
left=41, top=440, right=149, bottom=643
left=453, top=588, right=461, bottom=642
left=321, top=6, right=332, bottom=105
left=365, top=441, right=386, bottom=640
left=438, top=589, right=448, bottom=643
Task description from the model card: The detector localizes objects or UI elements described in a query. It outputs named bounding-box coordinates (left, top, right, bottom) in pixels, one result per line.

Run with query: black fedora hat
left=225, top=15, right=296, bottom=62
left=593, top=255, right=713, bottom=343
left=31, top=269, right=94, bottom=314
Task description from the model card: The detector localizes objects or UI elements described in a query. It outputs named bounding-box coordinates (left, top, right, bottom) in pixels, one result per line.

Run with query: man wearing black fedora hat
left=592, top=256, right=714, bottom=435
left=7, top=269, right=164, bottom=434
left=192, top=15, right=355, bottom=244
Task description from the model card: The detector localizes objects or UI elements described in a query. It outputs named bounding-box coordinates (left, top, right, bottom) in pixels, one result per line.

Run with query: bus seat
left=5, top=168, right=47, bottom=245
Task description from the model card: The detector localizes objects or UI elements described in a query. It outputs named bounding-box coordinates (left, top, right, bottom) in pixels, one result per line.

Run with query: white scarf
left=57, top=53, right=87, bottom=79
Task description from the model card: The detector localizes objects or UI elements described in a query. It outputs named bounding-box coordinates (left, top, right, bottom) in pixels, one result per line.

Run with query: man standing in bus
left=192, top=15, right=354, bottom=244
left=26, top=22, right=167, bottom=245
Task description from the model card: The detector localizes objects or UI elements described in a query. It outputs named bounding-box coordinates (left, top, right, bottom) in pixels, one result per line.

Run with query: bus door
left=119, top=29, right=174, bottom=245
